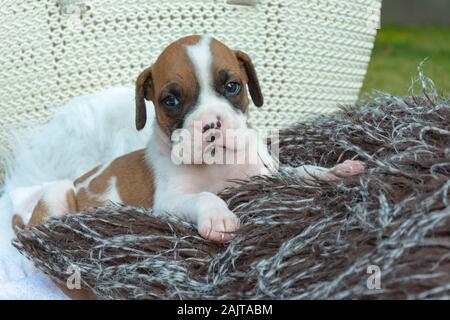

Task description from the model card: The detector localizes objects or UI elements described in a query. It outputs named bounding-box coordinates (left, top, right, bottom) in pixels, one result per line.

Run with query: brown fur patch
left=152, top=36, right=201, bottom=135
left=75, top=149, right=154, bottom=210
left=114, top=150, right=155, bottom=207
left=65, top=189, right=78, bottom=213
left=12, top=214, right=24, bottom=229
left=74, top=166, right=99, bottom=186
left=28, top=200, right=49, bottom=226
left=210, top=38, right=250, bottom=113
left=75, top=189, right=106, bottom=209
left=136, top=35, right=202, bottom=135
left=84, top=170, right=108, bottom=196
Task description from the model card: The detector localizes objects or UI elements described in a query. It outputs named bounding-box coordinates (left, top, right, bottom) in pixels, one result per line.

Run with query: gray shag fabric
left=13, top=82, right=450, bottom=300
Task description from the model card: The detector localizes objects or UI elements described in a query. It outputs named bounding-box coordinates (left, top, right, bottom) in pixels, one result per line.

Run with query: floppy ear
left=135, top=66, right=153, bottom=130
left=235, top=50, right=264, bottom=107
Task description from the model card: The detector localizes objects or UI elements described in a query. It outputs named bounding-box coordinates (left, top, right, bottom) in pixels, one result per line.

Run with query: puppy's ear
left=135, top=65, right=153, bottom=130
left=235, top=50, right=263, bottom=107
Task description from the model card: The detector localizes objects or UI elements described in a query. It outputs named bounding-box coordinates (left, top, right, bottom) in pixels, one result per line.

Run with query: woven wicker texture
left=0, top=0, right=381, bottom=179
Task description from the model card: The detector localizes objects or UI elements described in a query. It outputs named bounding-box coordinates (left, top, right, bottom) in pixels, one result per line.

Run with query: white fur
left=9, top=185, right=46, bottom=223
left=185, top=35, right=213, bottom=102
left=1, top=86, right=153, bottom=191
left=0, top=86, right=154, bottom=280
left=9, top=180, right=76, bottom=228
left=40, top=180, right=76, bottom=218
left=98, top=176, right=122, bottom=204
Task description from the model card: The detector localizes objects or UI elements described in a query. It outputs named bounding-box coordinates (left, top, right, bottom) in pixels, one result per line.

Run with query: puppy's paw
left=197, top=209, right=240, bottom=243
left=331, top=160, right=365, bottom=178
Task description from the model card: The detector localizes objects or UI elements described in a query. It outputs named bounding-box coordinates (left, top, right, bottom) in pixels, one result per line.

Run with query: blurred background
left=361, top=0, right=450, bottom=96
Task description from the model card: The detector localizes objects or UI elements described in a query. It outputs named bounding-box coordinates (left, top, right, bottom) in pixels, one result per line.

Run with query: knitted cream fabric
left=0, top=0, right=381, bottom=178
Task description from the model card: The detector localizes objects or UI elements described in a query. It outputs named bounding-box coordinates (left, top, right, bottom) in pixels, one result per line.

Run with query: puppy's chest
left=172, top=162, right=265, bottom=194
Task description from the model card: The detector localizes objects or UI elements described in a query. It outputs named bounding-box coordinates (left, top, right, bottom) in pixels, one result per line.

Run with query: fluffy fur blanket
left=13, top=87, right=450, bottom=299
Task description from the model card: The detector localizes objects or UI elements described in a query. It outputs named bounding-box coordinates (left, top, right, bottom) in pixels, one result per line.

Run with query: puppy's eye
left=224, top=81, right=241, bottom=96
left=162, top=95, right=180, bottom=108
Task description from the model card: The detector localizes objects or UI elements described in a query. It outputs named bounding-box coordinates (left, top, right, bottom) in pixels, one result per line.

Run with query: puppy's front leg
left=154, top=192, right=239, bottom=243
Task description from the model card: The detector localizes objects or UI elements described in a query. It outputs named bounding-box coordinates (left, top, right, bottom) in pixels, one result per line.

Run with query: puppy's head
left=135, top=35, right=263, bottom=139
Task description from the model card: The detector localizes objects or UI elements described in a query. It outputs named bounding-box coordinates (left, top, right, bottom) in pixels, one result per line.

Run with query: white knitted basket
left=0, top=0, right=381, bottom=178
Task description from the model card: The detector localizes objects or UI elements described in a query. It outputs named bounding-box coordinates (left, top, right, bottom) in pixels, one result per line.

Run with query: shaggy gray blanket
left=13, top=84, right=450, bottom=299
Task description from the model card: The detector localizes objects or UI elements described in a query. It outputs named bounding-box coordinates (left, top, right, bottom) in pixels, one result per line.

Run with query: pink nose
left=201, top=116, right=222, bottom=133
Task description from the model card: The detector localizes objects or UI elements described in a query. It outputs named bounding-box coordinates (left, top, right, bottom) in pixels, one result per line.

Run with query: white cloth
left=0, top=272, right=68, bottom=300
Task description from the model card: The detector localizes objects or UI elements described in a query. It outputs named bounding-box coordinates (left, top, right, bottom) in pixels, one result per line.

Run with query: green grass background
left=361, top=25, right=450, bottom=97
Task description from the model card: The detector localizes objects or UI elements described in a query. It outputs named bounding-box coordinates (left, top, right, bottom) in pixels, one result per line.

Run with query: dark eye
left=224, top=81, right=241, bottom=96
left=162, top=95, right=180, bottom=108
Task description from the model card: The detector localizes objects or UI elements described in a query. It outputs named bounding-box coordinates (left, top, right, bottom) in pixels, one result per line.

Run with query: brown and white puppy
left=13, top=35, right=365, bottom=243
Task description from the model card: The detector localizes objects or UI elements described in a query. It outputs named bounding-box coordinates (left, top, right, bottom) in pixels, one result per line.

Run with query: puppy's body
left=13, top=35, right=365, bottom=243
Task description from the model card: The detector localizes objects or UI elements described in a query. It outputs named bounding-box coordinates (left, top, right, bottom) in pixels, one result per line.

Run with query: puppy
left=13, top=35, right=364, bottom=243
